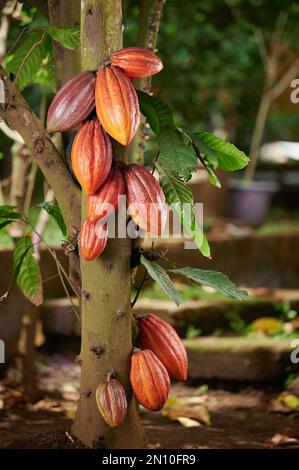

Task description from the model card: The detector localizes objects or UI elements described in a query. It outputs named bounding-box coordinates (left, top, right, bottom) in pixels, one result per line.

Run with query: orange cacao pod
left=96, top=379, right=127, bottom=428
left=130, top=349, right=170, bottom=411
left=71, top=118, right=112, bottom=195
left=138, top=314, right=188, bottom=381
left=123, top=164, right=167, bottom=235
left=86, top=166, right=126, bottom=222
left=80, top=218, right=108, bottom=261
left=95, top=66, right=140, bottom=145
left=47, top=71, right=95, bottom=133
left=111, top=47, right=163, bottom=79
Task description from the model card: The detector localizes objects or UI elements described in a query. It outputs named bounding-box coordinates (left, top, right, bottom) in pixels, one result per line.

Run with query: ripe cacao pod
left=111, top=47, right=163, bottom=79
left=96, top=379, right=127, bottom=428
left=80, top=218, right=108, bottom=261
left=86, top=166, right=126, bottom=222
left=47, top=71, right=96, bottom=133
left=130, top=349, right=170, bottom=411
left=138, top=314, right=188, bottom=381
left=95, top=66, right=140, bottom=145
left=123, top=164, right=167, bottom=235
left=71, top=118, right=112, bottom=195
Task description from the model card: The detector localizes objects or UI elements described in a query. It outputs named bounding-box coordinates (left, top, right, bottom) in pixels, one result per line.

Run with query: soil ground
left=0, top=353, right=299, bottom=449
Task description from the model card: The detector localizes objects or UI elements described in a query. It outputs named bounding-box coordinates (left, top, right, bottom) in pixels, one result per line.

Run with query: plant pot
left=229, top=180, right=279, bottom=225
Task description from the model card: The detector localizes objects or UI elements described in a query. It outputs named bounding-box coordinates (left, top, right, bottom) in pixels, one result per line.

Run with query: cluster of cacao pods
left=95, top=314, right=188, bottom=428
left=47, top=47, right=166, bottom=260
left=130, top=314, right=188, bottom=411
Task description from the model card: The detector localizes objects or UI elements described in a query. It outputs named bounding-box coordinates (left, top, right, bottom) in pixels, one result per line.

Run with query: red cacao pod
left=111, top=47, right=163, bottom=79
left=138, top=314, right=188, bottom=381
left=123, top=164, right=167, bottom=235
left=71, top=118, right=112, bottom=195
left=47, top=71, right=95, bottom=133
left=96, top=379, right=127, bottom=428
left=86, top=166, right=126, bottom=222
left=80, top=218, right=108, bottom=261
left=95, top=66, right=140, bottom=146
left=130, top=349, right=170, bottom=411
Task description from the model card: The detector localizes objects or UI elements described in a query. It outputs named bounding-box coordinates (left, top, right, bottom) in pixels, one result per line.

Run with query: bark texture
left=71, top=0, right=145, bottom=449
left=0, top=65, right=81, bottom=231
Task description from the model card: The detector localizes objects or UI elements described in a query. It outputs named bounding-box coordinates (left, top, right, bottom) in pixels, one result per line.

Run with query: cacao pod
left=138, top=314, right=188, bottom=381
left=86, top=166, right=126, bottom=222
left=71, top=118, right=112, bottom=195
left=130, top=349, right=170, bottom=411
left=111, top=47, right=163, bottom=79
left=95, top=66, right=140, bottom=145
left=66, top=131, right=80, bottom=186
left=80, top=218, right=108, bottom=261
left=96, top=379, right=127, bottom=428
left=123, top=164, right=167, bottom=235
left=47, top=71, right=96, bottom=133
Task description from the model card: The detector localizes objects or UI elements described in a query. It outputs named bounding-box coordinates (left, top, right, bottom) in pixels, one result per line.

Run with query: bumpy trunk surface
left=72, top=0, right=145, bottom=448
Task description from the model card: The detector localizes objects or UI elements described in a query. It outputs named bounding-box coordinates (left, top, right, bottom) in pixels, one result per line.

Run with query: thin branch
left=131, top=269, right=147, bottom=308
left=267, top=57, right=299, bottom=101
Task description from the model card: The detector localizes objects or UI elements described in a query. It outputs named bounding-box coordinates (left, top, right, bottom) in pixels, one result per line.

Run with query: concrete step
left=133, top=290, right=299, bottom=336
left=40, top=290, right=299, bottom=337
left=184, top=336, right=298, bottom=382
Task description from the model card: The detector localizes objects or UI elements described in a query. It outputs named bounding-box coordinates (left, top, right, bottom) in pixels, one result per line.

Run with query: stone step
left=133, top=290, right=299, bottom=336
left=184, top=336, right=298, bottom=382
left=40, top=290, right=299, bottom=337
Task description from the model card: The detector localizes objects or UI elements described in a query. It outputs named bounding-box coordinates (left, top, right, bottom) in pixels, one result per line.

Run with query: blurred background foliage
left=3, top=0, right=299, bottom=153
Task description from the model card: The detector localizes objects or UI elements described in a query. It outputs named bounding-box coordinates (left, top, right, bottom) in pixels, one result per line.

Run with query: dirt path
left=0, top=353, right=298, bottom=449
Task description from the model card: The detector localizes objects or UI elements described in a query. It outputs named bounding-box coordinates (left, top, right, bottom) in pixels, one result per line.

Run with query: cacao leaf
left=190, top=131, right=249, bottom=171
left=43, top=26, right=80, bottom=50
left=156, top=163, right=210, bottom=258
left=31, top=54, right=56, bottom=91
left=4, top=30, right=52, bottom=90
left=137, top=90, right=174, bottom=135
left=38, top=202, right=67, bottom=237
left=0, top=205, right=21, bottom=220
left=0, top=220, right=17, bottom=231
left=140, top=255, right=182, bottom=306
left=158, top=126, right=198, bottom=180
left=170, top=267, right=249, bottom=300
left=13, top=236, right=43, bottom=306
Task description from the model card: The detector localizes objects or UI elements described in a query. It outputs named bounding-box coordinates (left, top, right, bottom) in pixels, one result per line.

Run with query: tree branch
left=0, top=65, right=81, bottom=231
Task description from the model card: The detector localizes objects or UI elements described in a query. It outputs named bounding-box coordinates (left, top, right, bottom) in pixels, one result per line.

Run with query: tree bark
left=48, top=0, right=81, bottom=86
left=0, top=66, right=81, bottom=231
left=47, top=0, right=82, bottom=295
left=71, top=0, right=145, bottom=449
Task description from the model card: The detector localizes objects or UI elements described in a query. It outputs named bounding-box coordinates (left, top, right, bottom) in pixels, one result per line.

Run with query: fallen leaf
left=270, top=428, right=299, bottom=446
left=177, top=417, right=201, bottom=428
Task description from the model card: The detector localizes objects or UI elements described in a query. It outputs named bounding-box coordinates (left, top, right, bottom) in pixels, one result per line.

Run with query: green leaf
left=158, top=126, right=198, bottom=180
left=137, top=90, right=174, bottom=135
left=31, top=53, right=56, bottom=91
left=43, top=26, right=80, bottom=50
left=13, top=236, right=43, bottom=305
left=4, top=30, right=52, bottom=90
left=202, top=162, right=221, bottom=188
left=170, top=267, right=250, bottom=300
left=156, top=163, right=210, bottom=257
left=0, top=151, right=4, bottom=160
left=38, top=202, right=67, bottom=237
left=140, top=255, right=182, bottom=306
left=0, top=205, right=21, bottom=220
left=0, top=220, right=17, bottom=231
left=190, top=131, right=249, bottom=171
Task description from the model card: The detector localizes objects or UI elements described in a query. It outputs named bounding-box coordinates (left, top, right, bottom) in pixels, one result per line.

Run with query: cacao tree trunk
left=71, top=0, right=145, bottom=448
